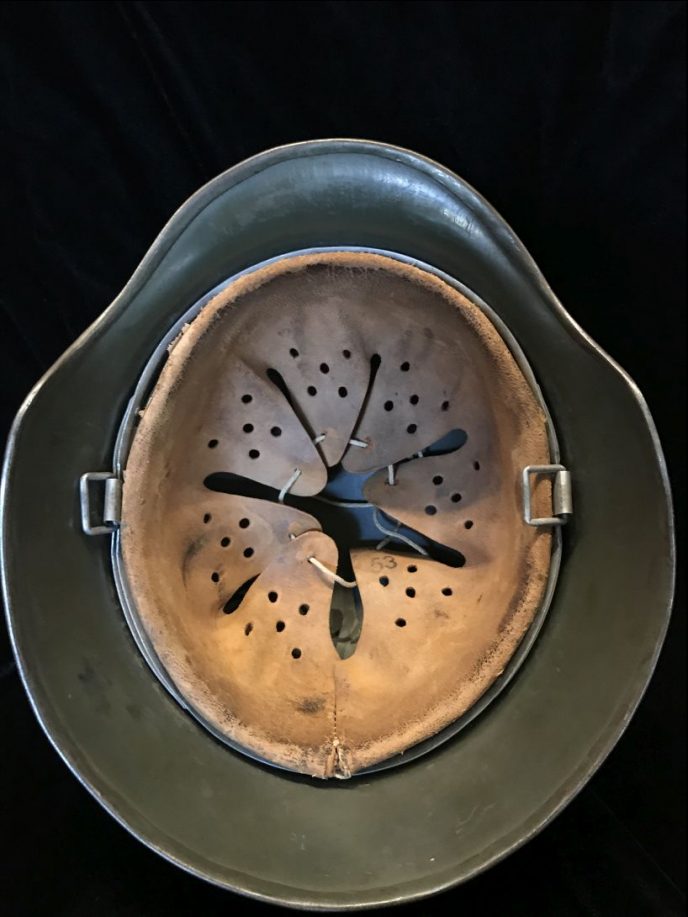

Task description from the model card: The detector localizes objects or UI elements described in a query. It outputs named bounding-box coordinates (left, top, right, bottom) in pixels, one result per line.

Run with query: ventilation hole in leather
left=451, top=493, right=462, bottom=503
left=384, top=400, right=394, bottom=412
left=276, top=620, right=286, bottom=632
left=291, top=648, right=302, bottom=659
left=405, top=587, right=416, bottom=598
left=338, top=387, right=348, bottom=398
left=243, top=423, right=254, bottom=433
left=211, top=572, right=220, bottom=583
left=249, top=449, right=260, bottom=459
left=395, top=618, right=407, bottom=627
left=289, top=348, right=299, bottom=358
left=239, top=518, right=250, bottom=528
left=320, top=363, right=330, bottom=374
left=207, top=439, right=219, bottom=448
left=410, top=394, right=419, bottom=404
left=441, top=400, right=449, bottom=411
left=474, top=461, right=481, bottom=470
left=307, top=386, right=317, bottom=396
left=270, top=426, right=282, bottom=437
left=407, top=565, right=417, bottom=573
left=299, top=603, right=309, bottom=615
left=400, top=361, right=410, bottom=372
left=425, top=505, right=437, bottom=515
left=433, top=475, right=444, bottom=485
left=268, top=591, right=278, bottom=603
left=379, top=576, right=389, bottom=586
left=407, top=423, right=417, bottom=434
left=464, top=520, right=474, bottom=529
left=241, top=394, right=252, bottom=404
left=203, top=513, right=212, bottom=524
left=442, top=587, right=453, bottom=596
left=243, top=547, right=254, bottom=558
left=220, top=536, right=231, bottom=547
left=223, top=575, right=258, bottom=614
left=342, top=349, right=351, bottom=359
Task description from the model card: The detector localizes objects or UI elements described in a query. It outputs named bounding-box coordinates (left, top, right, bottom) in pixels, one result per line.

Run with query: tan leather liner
left=120, top=251, right=552, bottom=777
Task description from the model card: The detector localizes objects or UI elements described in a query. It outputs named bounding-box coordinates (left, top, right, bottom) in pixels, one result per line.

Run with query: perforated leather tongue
left=120, top=251, right=553, bottom=777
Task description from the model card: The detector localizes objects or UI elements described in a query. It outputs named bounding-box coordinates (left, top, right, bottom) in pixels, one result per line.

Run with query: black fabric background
left=0, top=2, right=685, bottom=914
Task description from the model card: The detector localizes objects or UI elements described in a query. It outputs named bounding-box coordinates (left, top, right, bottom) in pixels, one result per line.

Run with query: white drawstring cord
left=307, top=556, right=357, bottom=588
left=386, top=464, right=396, bottom=486
left=312, top=495, right=371, bottom=508
left=315, top=432, right=366, bottom=450
left=278, top=468, right=302, bottom=503
left=287, top=531, right=358, bottom=588
left=373, top=508, right=428, bottom=556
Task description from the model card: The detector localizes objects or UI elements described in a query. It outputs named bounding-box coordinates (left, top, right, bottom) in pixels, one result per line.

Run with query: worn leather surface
left=121, top=252, right=552, bottom=776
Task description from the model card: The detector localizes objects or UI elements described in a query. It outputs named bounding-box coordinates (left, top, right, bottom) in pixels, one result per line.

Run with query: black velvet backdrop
left=0, top=2, right=685, bottom=914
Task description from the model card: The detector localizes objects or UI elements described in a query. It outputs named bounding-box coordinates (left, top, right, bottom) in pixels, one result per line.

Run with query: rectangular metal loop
left=79, top=472, right=121, bottom=536
left=522, top=464, right=573, bottom=527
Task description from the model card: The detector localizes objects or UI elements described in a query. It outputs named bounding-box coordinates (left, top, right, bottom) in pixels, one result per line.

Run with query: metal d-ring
left=79, top=471, right=122, bottom=536
left=522, top=464, right=573, bottom=526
